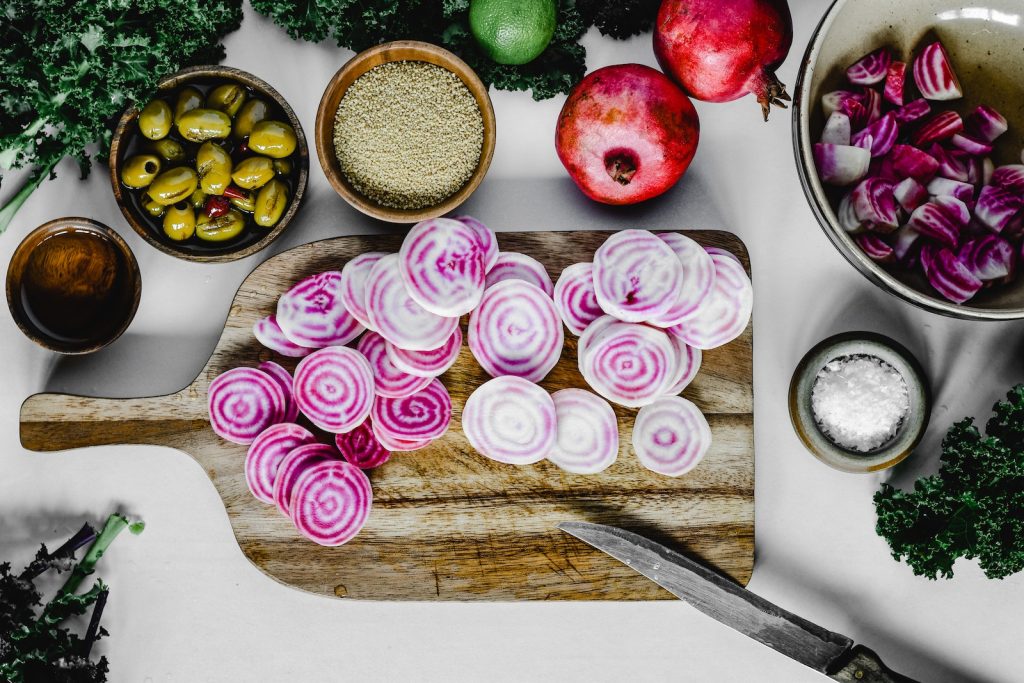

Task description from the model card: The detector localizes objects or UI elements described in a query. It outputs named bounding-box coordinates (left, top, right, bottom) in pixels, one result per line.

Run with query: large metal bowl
left=793, top=0, right=1024, bottom=320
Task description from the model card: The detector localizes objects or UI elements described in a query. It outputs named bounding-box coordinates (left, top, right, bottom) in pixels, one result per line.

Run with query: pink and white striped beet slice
left=632, top=396, right=711, bottom=477
left=356, top=331, right=432, bottom=398
left=272, top=442, right=338, bottom=515
left=579, top=321, right=675, bottom=408
left=663, top=337, right=702, bottom=396
left=335, top=420, right=391, bottom=469
left=371, top=378, right=452, bottom=441
left=452, top=215, right=499, bottom=272
left=258, top=361, right=299, bottom=422
left=253, top=315, right=312, bottom=358
left=371, top=420, right=434, bottom=452
left=293, top=347, right=375, bottom=434
left=468, top=279, right=563, bottom=383
left=553, top=262, right=604, bottom=335
left=648, top=233, right=716, bottom=327
left=592, top=230, right=684, bottom=323
left=365, top=254, right=459, bottom=351
left=290, top=460, right=373, bottom=546
left=276, top=271, right=365, bottom=348
left=462, top=376, right=556, bottom=465
left=547, top=389, right=619, bottom=475
left=340, top=252, right=387, bottom=330
left=484, top=252, right=554, bottom=296
left=576, top=314, right=621, bottom=362
left=703, top=246, right=743, bottom=265
left=245, top=423, right=316, bottom=504
left=385, top=327, right=462, bottom=378
left=399, top=217, right=487, bottom=317
left=208, top=367, right=286, bottom=445
left=668, top=253, right=752, bottom=350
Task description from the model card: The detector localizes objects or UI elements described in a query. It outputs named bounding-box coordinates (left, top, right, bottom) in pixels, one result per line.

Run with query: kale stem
left=19, top=522, right=97, bottom=581
left=80, top=587, right=109, bottom=658
left=0, top=160, right=56, bottom=235
left=57, top=513, right=130, bottom=599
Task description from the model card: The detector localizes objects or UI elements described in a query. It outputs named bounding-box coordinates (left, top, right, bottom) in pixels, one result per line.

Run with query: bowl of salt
left=789, top=332, right=930, bottom=472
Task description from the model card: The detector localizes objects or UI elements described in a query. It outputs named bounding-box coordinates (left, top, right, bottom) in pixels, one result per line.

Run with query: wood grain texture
left=20, top=230, right=754, bottom=601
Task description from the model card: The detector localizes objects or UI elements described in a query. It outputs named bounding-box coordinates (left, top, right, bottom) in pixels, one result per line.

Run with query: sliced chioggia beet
left=452, top=215, right=499, bottom=272
left=975, top=184, right=1024, bottom=233
left=965, top=105, right=1008, bottom=142
left=340, top=252, right=387, bottom=331
left=580, top=321, right=676, bottom=408
left=335, top=421, right=391, bottom=469
left=371, top=421, right=433, bottom=452
left=821, top=90, right=861, bottom=118
left=856, top=234, right=895, bottom=263
left=910, top=110, right=963, bottom=146
left=921, top=245, right=982, bottom=303
left=356, top=331, right=432, bottom=398
left=990, top=165, right=1024, bottom=191
left=913, top=40, right=962, bottom=101
left=893, top=98, right=930, bottom=125
left=907, top=196, right=970, bottom=248
left=949, top=133, right=992, bottom=156
left=483, top=252, right=554, bottom=296
left=258, top=361, right=299, bottom=423
left=846, top=47, right=891, bottom=85
left=958, top=235, right=1015, bottom=282
left=668, top=253, right=753, bottom=350
left=208, top=367, right=286, bottom=445
left=851, top=112, right=897, bottom=157
left=592, top=229, right=685, bottom=322
left=462, top=376, right=557, bottom=465
left=290, top=460, right=372, bottom=547
left=894, top=177, right=928, bottom=212
left=892, top=226, right=921, bottom=261
left=888, top=144, right=939, bottom=181
left=370, top=378, right=452, bottom=442
left=821, top=111, right=852, bottom=146
left=385, top=327, right=462, bottom=378
left=632, top=396, right=711, bottom=477
left=851, top=178, right=899, bottom=232
left=245, top=423, right=316, bottom=504
left=884, top=61, right=907, bottom=106
left=253, top=315, right=312, bottom=358
left=703, top=246, right=743, bottom=265
left=837, top=192, right=866, bottom=233
left=293, top=347, right=375, bottom=434
left=399, top=217, right=487, bottom=317
left=469, top=279, right=563, bottom=383
left=813, top=143, right=870, bottom=185
left=931, top=145, right=971, bottom=183
left=546, top=388, right=619, bottom=475
left=276, top=271, right=365, bottom=349
left=860, top=87, right=882, bottom=124
left=272, top=442, right=337, bottom=516
left=926, top=177, right=974, bottom=205
left=649, top=233, right=716, bottom=327
left=553, top=262, right=604, bottom=335
left=663, top=335, right=702, bottom=396
left=365, top=254, right=458, bottom=351
left=577, top=314, right=622, bottom=362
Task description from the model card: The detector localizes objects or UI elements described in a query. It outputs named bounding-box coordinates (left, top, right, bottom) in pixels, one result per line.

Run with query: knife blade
left=558, top=521, right=917, bottom=683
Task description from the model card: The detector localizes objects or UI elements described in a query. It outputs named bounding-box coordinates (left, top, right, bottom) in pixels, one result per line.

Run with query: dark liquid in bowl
left=19, top=230, right=131, bottom=346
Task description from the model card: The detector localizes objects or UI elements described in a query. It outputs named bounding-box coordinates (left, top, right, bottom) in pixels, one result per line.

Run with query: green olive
left=254, top=179, right=288, bottom=227
left=229, top=191, right=256, bottom=213
left=231, top=156, right=275, bottom=190
left=147, top=166, right=199, bottom=206
left=163, top=202, right=196, bottom=241
left=196, top=208, right=245, bottom=242
left=176, top=108, right=232, bottom=143
left=196, top=142, right=233, bottom=195
left=121, top=154, right=162, bottom=189
left=147, top=138, right=187, bottom=163
left=272, top=158, right=293, bottom=176
left=138, top=99, right=172, bottom=140
left=190, top=188, right=208, bottom=210
left=206, top=84, right=247, bottom=117
left=233, top=98, right=270, bottom=139
left=141, top=195, right=167, bottom=218
left=248, top=120, right=296, bottom=158
left=174, top=86, right=204, bottom=121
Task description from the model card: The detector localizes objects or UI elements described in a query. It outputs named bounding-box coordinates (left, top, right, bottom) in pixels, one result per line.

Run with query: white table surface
left=1, top=2, right=1021, bottom=681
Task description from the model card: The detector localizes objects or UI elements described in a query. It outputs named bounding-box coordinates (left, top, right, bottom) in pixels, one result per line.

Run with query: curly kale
left=875, top=385, right=1024, bottom=580
left=0, top=0, right=243, bottom=235
left=576, top=0, right=662, bottom=38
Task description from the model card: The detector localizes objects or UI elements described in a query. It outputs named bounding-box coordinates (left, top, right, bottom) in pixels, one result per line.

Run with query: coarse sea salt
left=811, top=355, right=910, bottom=452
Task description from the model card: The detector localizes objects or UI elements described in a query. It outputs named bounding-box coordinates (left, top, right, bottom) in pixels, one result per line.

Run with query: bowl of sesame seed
left=315, top=41, right=496, bottom=223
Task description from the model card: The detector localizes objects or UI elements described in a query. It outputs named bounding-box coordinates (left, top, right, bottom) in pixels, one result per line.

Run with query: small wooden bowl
left=789, top=332, right=930, bottom=473
left=110, top=65, right=309, bottom=263
left=315, top=41, right=496, bottom=223
left=6, top=217, right=141, bottom=354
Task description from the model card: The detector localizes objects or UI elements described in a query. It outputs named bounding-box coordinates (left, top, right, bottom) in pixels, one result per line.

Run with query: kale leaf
left=875, top=385, right=1024, bottom=579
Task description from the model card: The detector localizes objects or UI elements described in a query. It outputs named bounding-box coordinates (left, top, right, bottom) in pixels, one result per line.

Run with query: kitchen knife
left=558, top=521, right=917, bottom=683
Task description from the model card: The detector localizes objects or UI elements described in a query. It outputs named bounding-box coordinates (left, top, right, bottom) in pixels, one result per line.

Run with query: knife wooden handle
left=828, top=645, right=918, bottom=683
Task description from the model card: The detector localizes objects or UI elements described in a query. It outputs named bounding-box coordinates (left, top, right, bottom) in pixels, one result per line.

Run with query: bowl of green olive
left=110, top=65, right=308, bottom=263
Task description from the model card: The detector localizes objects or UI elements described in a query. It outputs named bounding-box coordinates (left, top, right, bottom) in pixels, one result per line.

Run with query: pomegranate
left=654, top=0, right=793, bottom=121
left=555, top=64, right=699, bottom=205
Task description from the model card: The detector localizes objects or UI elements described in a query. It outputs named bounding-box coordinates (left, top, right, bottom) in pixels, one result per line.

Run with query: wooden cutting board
left=20, top=230, right=754, bottom=601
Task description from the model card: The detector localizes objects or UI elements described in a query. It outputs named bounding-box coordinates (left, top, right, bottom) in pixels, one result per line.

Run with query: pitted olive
left=163, top=202, right=196, bottom=241
left=233, top=99, right=270, bottom=139
left=254, top=179, right=288, bottom=227
left=176, top=108, right=232, bottom=143
left=121, top=154, right=162, bottom=189
left=196, top=208, right=245, bottom=242
left=231, top=156, right=275, bottom=190
left=206, top=84, right=247, bottom=118
left=147, top=166, right=199, bottom=206
left=248, top=120, right=296, bottom=158
left=139, top=99, right=172, bottom=140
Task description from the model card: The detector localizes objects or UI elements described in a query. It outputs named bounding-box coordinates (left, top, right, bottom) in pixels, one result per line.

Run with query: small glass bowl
left=789, top=331, right=930, bottom=472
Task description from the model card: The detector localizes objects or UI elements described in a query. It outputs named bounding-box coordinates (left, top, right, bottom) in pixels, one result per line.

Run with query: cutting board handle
left=20, top=390, right=205, bottom=452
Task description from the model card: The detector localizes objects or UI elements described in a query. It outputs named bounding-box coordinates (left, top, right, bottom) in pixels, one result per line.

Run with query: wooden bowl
left=110, top=65, right=309, bottom=263
left=315, top=41, right=496, bottom=223
left=6, top=217, right=141, bottom=354
left=793, top=0, right=1024, bottom=319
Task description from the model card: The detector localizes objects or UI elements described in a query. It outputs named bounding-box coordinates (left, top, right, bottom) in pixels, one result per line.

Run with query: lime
left=469, top=0, right=557, bottom=66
